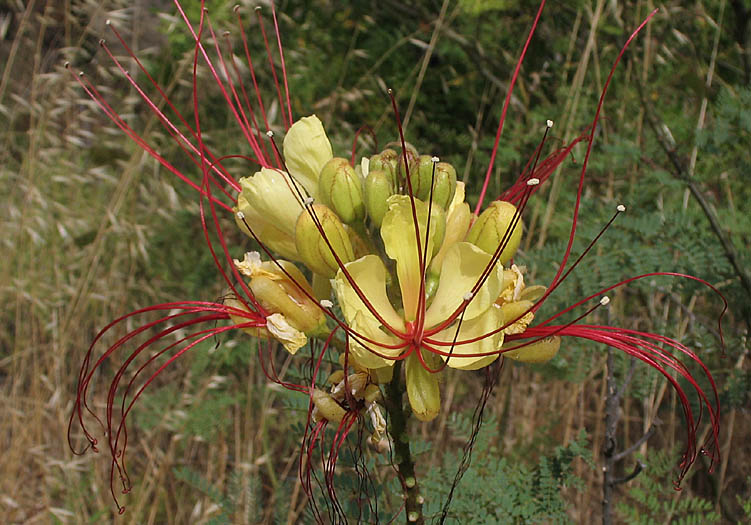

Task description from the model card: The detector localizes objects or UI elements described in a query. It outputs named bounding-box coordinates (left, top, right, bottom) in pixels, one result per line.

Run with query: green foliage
left=421, top=415, right=591, bottom=523
left=616, top=450, right=721, bottom=524
left=174, top=465, right=259, bottom=525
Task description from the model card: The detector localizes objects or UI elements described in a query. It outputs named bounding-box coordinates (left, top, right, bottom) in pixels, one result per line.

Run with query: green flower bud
left=466, top=201, right=522, bottom=264
left=396, top=148, right=419, bottom=191
left=295, top=204, right=355, bottom=278
left=369, top=148, right=398, bottom=182
left=318, top=157, right=365, bottom=224
left=364, top=169, right=395, bottom=227
left=432, top=161, right=457, bottom=209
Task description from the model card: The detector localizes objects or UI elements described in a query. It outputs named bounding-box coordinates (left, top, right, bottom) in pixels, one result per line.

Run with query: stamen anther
left=431, top=156, right=439, bottom=163
left=266, top=130, right=274, bottom=138
left=233, top=4, right=240, bottom=12
left=463, top=292, right=474, bottom=301
left=600, top=296, right=611, bottom=306
left=236, top=211, right=245, bottom=220
left=223, top=31, right=231, bottom=37
left=99, top=39, right=105, bottom=46
left=105, top=19, right=111, bottom=26
left=546, top=119, right=554, bottom=128
left=304, top=197, right=314, bottom=206
left=320, top=300, right=333, bottom=308
left=527, top=178, right=540, bottom=186
left=63, top=61, right=70, bottom=68
left=617, top=204, right=626, bottom=212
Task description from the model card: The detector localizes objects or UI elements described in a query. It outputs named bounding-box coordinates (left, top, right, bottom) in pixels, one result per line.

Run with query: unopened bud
left=364, top=169, right=396, bottom=227
left=466, top=201, right=522, bottom=264
left=431, top=161, right=457, bottom=210
left=396, top=148, right=419, bottom=190
left=369, top=148, right=398, bottom=182
left=318, top=157, right=365, bottom=224
left=295, top=204, right=355, bottom=278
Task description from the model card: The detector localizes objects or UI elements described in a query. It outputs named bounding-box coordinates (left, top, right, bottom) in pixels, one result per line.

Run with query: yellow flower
left=333, top=195, right=507, bottom=420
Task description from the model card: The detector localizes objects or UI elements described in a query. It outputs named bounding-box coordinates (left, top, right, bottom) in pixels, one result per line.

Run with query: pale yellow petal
left=348, top=311, right=403, bottom=369
left=266, top=313, right=307, bottom=354
left=424, top=242, right=504, bottom=328
left=333, top=255, right=404, bottom=331
left=431, top=304, right=503, bottom=370
left=282, top=115, right=332, bottom=198
left=381, top=195, right=437, bottom=321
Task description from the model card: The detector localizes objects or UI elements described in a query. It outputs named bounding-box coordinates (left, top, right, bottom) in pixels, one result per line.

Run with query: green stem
left=384, top=360, right=424, bottom=524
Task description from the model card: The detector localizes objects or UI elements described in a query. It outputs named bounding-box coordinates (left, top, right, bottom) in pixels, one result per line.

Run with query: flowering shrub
left=67, top=1, right=725, bottom=521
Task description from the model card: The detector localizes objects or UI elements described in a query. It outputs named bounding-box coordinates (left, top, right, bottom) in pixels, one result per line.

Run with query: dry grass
left=1, top=1, right=747, bottom=524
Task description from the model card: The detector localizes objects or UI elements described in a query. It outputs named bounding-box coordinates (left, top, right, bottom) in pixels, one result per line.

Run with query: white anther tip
left=304, top=197, right=314, bottom=206
left=236, top=211, right=245, bottom=220
left=254, top=5, right=262, bottom=11
left=463, top=292, right=474, bottom=301
left=600, top=296, right=610, bottom=306
left=63, top=61, right=70, bottom=68
left=223, top=31, right=231, bottom=37
left=546, top=119, right=554, bottom=128
left=617, top=204, right=626, bottom=212
left=265, top=130, right=274, bottom=137
left=431, top=156, right=439, bottom=163
left=320, top=299, right=333, bottom=308
left=105, top=19, right=111, bottom=25
left=527, top=178, right=540, bottom=186
left=233, top=4, right=241, bottom=12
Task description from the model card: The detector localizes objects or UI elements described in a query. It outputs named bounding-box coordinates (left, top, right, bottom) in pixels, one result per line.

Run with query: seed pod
left=466, top=201, right=522, bottom=264
left=295, top=204, right=355, bottom=278
left=318, top=157, right=365, bottom=224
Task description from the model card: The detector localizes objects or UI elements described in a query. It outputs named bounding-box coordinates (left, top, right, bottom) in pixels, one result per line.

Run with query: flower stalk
left=384, top=360, right=425, bottom=525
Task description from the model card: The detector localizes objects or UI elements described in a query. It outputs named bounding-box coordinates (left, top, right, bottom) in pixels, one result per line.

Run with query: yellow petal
left=424, top=242, right=504, bottom=328
left=381, top=195, right=438, bottom=321
left=502, top=336, right=560, bottom=363
left=236, top=168, right=303, bottom=260
left=333, top=255, right=404, bottom=331
left=282, top=115, right=332, bottom=198
left=348, top=311, right=403, bottom=369
left=431, top=304, right=503, bottom=370
left=405, top=351, right=441, bottom=422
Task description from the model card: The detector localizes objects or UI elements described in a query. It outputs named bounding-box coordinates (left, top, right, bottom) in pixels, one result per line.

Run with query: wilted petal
left=266, top=313, right=307, bottom=354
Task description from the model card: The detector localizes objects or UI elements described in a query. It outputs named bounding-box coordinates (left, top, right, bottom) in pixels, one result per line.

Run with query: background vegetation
left=1, top=0, right=749, bottom=522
